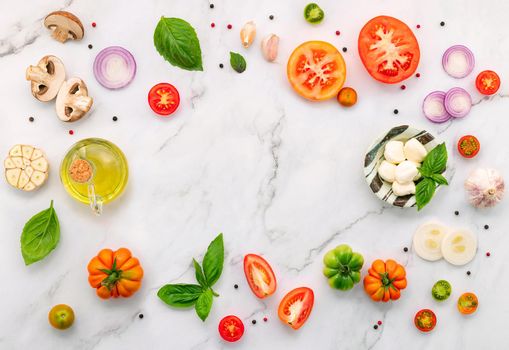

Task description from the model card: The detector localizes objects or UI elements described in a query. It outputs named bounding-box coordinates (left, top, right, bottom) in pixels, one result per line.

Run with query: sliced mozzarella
left=384, top=140, right=406, bottom=164
left=404, top=138, right=428, bottom=163
left=378, top=160, right=396, bottom=183
left=441, top=229, right=477, bottom=266
left=413, top=222, right=449, bottom=261
left=395, top=160, right=419, bottom=183
left=392, top=181, right=415, bottom=196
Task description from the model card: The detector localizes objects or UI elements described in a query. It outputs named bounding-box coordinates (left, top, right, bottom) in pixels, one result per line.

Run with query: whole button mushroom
left=44, top=11, right=84, bottom=43
left=25, top=56, right=66, bottom=101
left=55, top=78, right=93, bottom=122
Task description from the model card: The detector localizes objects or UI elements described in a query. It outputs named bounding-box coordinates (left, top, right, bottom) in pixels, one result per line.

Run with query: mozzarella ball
left=395, top=161, right=419, bottom=183
left=404, top=138, right=428, bottom=163
left=378, top=160, right=397, bottom=183
left=392, top=181, right=416, bottom=196
left=384, top=141, right=406, bottom=164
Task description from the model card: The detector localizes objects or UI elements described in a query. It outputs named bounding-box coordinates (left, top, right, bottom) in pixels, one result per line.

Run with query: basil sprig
left=154, top=17, right=203, bottom=71
left=158, top=233, right=224, bottom=321
left=416, top=143, right=449, bottom=210
left=230, top=52, right=247, bottom=73
left=20, top=200, right=60, bottom=265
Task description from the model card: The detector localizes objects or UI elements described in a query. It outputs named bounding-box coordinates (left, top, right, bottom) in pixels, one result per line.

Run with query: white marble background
left=1, top=0, right=509, bottom=349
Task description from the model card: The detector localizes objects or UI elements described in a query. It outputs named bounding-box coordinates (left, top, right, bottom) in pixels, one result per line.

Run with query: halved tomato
left=244, top=254, right=277, bottom=298
left=278, top=287, right=314, bottom=330
left=218, top=315, right=244, bottom=342
left=458, top=292, right=478, bottom=315
left=358, top=16, right=420, bottom=84
left=148, top=83, right=180, bottom=116
left=287, top=41, right=346, bottom=101
left=414, top=309, right=436, bottom=332
left=476, top=70, right=500, bottom=95
left=457, top=135, right=480, bottom=158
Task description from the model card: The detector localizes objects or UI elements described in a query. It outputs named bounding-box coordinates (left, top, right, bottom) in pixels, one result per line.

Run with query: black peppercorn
left=342, top=47, right=347, bottom=52
left=139, top=314, right=144, bottom=319
left=112, top=116, right=118, bottom=121
left=454, top=211, right=459, bottom=216
left=219, top=63, right=224, bottom=69
left=269, top=15, right=274, bottom=20
left=252, top=320, right=257, bottom=325
left=440, top=21, right=445, bottom=26
left=403, top=247, right=408, bottom=252
left=374, top=324, right=378, bottom=330
left=234, top=284, right=238, bottom=289
left=484, top=224, right=489, bottom=230
left=210, top=3, right=214, bottom=8
left=88, top=44, right=93, bottom=49
left=29, top=117, right=34, bottom=122
left=393, top=109, right=399, bottom=115
left=466, top=271, right=471, bottom=276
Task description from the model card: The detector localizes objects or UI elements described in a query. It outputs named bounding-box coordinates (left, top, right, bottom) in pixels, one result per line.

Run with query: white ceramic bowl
left=364, top=125, right=442, bottom=208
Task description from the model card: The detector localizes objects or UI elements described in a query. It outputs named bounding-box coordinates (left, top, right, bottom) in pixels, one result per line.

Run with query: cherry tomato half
left=475, top=70, right=500, bottom=95
left=278, top=287, right=314, bottom=330
left=414, top=309, right=436, bottom=332
left=244, top=254, right=277, bottom=299
left=457, top=135, right=480, bottom=158
left=148, top=83, right=180, bottom=116
left=458, top=292, right=478, bottom=315
left=337, top=87, right=358, bottom=107
left=48, top=304, right=75, bottom=330
left=218, top=315, right=244, bottom=342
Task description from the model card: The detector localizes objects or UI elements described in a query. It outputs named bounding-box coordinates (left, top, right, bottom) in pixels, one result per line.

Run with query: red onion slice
left=442, top=45, right=475, bottom=79
left=444, top=87, right=472, bottom=118
left=422, top=91, right=451, bottom=123
left=93, top=46, right=136, bottom=89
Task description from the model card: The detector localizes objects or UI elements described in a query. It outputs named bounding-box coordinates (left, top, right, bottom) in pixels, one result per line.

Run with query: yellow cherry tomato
left=48, top=304, right=75, bottom=330
left=337, top=87, right=358, bottom=107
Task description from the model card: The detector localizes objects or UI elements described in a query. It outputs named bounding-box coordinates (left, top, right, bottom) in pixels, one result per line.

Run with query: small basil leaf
left=20, top=200, right=60, bottom=265
left=230, top=52, right=247, bottom=73
left=203, top=233, right=224, bottom=287
left=430, top=174, right=448, bottom=185
left=195, top=289, right=213, bottom=321
left=154, top=17, right=203, bottom=71
left=422, top=143, right=448, bottom=175
left=157, top=284, right=203, bottom=308
left=193, top=258, right=207, bottom=287
left=415, top=178, right=436, bottom=211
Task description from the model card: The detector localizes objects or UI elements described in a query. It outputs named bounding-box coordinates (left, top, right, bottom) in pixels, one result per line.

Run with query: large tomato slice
left=358, top=16, right=420, bottom=84
left=287, top=41, right=346, bottom=101
left=243, top=254, right=277, bottom=298
left=278, top=287, right=314, bottom=330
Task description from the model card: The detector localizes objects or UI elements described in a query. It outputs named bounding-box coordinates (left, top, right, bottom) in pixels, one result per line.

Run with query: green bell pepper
left=323, top=244, right=364, bottom=291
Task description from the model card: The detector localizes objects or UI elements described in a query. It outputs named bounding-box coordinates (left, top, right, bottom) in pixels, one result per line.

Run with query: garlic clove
left=240, top=21, right=256, bottom=48
left=261, top=34, right=279, bottom=62
left=464, top=168, right=505, bottom=208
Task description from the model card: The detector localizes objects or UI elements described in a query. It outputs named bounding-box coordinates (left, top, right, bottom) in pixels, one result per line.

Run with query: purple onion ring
left=422, top=91, right=451, bottom=123
left=444, top=87, right=472, bottom=118
left=442, top=45, right=475, bottom=79
left=93, top=46, right=136, bottom=89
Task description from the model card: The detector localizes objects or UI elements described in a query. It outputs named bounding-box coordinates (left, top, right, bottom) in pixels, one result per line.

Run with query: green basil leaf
left=195, top=289, right=213, bottom=321
left=415, top=178, right=436, bottom=211
left=430, top=174, right=448, bottom=185
left=193, top=258, right=208, bottom=287
left=20, top=200, right=60, bottom=265
left=230, top=52, right=247, bottom=73
left=203, top=233, right=224, bottom=287
left=154, top=17, right=203, bottom=71
left=157, top=284, right=203, bottom=308
left=421, top=143, right=448, bottom=175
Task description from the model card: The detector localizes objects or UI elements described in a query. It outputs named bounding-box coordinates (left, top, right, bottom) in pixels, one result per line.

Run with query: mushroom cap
left=55, top=77, right=93, bottom=122
left=26, top=55, right=66, bottom=102
left=44, top=11, right=84, bottom=42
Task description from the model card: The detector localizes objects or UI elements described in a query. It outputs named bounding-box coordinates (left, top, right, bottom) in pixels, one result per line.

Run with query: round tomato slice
left=458, top=292, right=478, bottom=315
left=358, top=16, right=420, bottom=84
left=457, top=135, right=480, bottom=158
left=476, top=70, right=500, bottom=95
left=278, top=287, right=314, bottom=330
left=414, top=309, right=436, bottom=332
left=287, top=41, right=346, bottom=101
left=218, top=315, right=244, bottom=342
left=148, top=83, right=180, bottom=116
left=244, top=254, right=277, bottom=299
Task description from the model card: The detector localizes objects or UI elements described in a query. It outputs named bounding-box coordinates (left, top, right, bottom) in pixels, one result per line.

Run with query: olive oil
left=60, top=138, right=128, bottom=213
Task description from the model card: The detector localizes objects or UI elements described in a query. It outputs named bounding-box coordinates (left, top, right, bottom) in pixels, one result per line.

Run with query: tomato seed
left=227, top=24, right=232, bottom=29
left=335, top=30, right=340, bottom=36
left=92, top=22, right=96, bottom=27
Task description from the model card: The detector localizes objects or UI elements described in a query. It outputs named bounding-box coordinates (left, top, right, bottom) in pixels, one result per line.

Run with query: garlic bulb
left=464, top=168, right=505, bottom=208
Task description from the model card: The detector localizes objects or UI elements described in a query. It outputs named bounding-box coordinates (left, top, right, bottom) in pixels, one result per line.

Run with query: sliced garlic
left=4, top=144, right=49, bottom=191
left=384, top=140, right=405, bottom=164
left=240, top=21, right=256, bottom=48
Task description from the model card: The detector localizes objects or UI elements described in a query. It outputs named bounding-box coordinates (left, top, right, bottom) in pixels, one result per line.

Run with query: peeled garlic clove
left=240, top=21, right=256, bottom=48
left=261, top=34, right=279, bottom=62
left=464, top=168, right=505, bottom=208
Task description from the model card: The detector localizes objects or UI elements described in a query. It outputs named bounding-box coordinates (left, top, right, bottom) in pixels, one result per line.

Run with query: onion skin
left=465, top=168, right=505, bottom=208
left=444, top=87, right=471, bottom=118
left=442, top=45, right=475, bottom=79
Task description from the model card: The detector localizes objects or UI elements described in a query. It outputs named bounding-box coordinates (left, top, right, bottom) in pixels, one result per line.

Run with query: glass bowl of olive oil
left=60, top=138, right=128, bottom=214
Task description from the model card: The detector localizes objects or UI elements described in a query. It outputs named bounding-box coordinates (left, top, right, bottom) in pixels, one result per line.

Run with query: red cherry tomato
left=457, top=135, right=480, bottom=158
left=244, top=254, right=277, bottom=299
left=148, top=83, right=180, bottom=116
left=218, top=315, right=244, bottom=342
left=278, top=287, right=314, bottom=330
left=414, top=309, right=436, bottom=332
left=475, top=70, right=500, bottom=95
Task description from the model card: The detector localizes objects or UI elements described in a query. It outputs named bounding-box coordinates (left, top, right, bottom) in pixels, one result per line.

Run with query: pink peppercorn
left=416, top=73, right=421, bottom=78
left=92, top=22, right=97, bottom=28
left=211, top=22, right=215, bottom=28
left=416, top=24, right=421, bottom=29
left=486, top=252, right=491, bottom=257
left=400, top=85, right=406, bottom=90
left=69, top=130, right=74, bottom=135
left=377, top=320, right=382, bottom=325
left=227, top=24, right=232, bottom=29
left=335, top=30, right=340, bottom=36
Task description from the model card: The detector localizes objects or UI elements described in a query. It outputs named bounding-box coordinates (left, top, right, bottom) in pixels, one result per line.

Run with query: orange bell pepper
left=363, top=259, right=407, bottom=302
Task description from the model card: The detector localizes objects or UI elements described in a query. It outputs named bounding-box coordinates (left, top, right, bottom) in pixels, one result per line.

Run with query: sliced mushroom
left=44, top=11, right=84, bottom=43
left=56, top=78, right=93, bottom=122
left=25, top=55, right=66, bottom=102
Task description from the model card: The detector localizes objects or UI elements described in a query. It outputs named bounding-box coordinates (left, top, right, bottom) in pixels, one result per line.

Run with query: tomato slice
left=476, top=70, right=500, bottom=95
left=278, top=287, right=314, bottom=330
left=358, top=16, right=420, bottom=84
left=457, top=135, right=480, bottom=158
left=148, top=83, right=180, bottom=116
left=218, top=315, right=244, bottom=342
left=414, top=309, right=436, bottom=332
left=244, top=254, right=277, bottom=299
left=458, top=292, right=478, bottom=315
left=287, top=41, right=346, bottom=101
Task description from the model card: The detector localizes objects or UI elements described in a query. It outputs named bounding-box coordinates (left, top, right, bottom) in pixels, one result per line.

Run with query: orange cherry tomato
left=457, top=135, right=480, bottom=158
left=244, top=254, right=277, bottom=299
left=148, top=83, right=180, bottom=116
left=337, top=87, right=358, bottom=107
left=278, top=287, right=314, bottom=330
left=48, top=304, right=75, bottom=330
left=458, top=292, right=478, bottom=314
left=218, top=315, right=244, bottom=342
left=414, top=309, right=436, bottom=332
left=87, top=248, right=144, bottom=299
left=475, top=70, right=500, bottom=95
left=287, top=41, right=346, bottom=101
